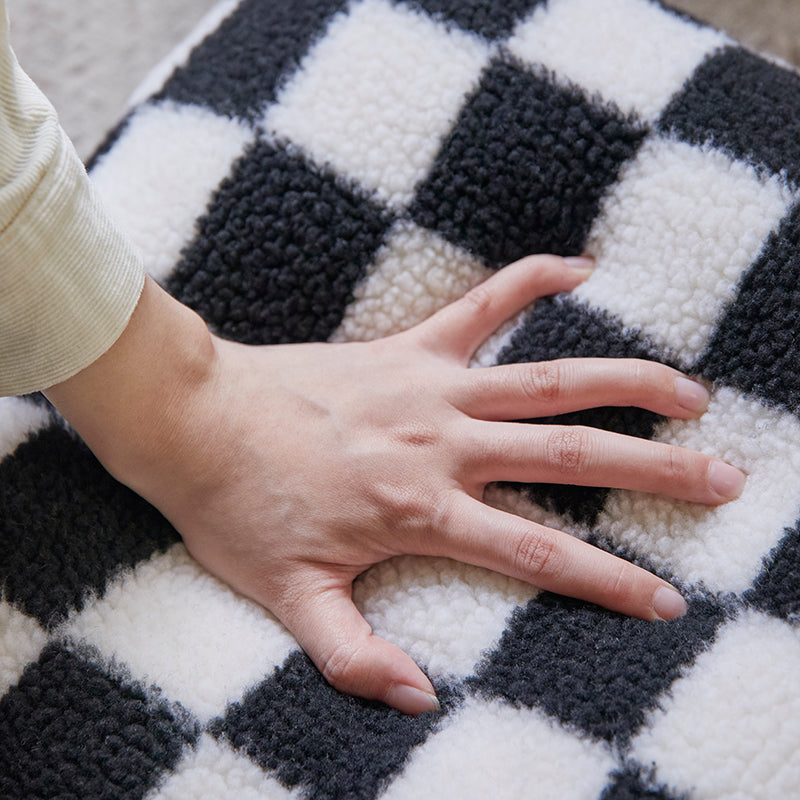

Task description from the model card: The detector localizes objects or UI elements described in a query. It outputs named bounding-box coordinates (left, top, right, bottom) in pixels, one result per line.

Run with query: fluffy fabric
left=2, top=1, right=800, bottom=798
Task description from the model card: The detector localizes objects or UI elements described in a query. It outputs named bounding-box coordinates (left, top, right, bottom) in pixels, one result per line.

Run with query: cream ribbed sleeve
left=0, top=2, right=144, bottom=396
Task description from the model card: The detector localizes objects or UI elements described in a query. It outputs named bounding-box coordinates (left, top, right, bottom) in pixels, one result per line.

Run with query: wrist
left=45, top=276, right=219, bottom=495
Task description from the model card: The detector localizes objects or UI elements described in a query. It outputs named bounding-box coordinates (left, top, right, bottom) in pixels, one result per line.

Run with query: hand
left=46, top=255, right=745, bottom=715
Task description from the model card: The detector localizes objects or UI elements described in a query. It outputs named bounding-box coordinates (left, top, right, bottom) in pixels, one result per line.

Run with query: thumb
left=278, top=580, right=440, bottom=715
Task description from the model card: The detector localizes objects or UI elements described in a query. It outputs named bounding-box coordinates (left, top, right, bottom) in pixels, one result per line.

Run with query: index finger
left=452, top=357, right=710, bottom=422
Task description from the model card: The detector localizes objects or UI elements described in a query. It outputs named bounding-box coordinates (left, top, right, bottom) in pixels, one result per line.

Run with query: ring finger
left=432, top=492, right=687, bottom=621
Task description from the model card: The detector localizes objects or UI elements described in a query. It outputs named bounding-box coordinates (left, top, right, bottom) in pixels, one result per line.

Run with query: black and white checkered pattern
left=3, top=0, right=800, bottom=797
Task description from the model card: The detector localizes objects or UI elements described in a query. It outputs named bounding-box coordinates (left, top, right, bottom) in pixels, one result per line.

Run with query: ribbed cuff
left=0, top=126, right=145, bottom=396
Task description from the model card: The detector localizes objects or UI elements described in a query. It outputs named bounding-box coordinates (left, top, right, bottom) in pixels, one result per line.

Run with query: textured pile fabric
left=2, top=0, right=800, bottom=797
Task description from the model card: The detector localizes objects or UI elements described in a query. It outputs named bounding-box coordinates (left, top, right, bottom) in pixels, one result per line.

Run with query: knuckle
left=392, top=421, right=441, bottom=450
left=461, top=283, right=493, bottom=317
left=517, top=254, right=561, bottom=275
left=513, top=530, right=558, bottom=578
left=628, top=359, right=649, bottom=389
left=373, top=480, right=436, bottom=535
left=429, top=489, right=458, bottom=539
left=321, top=640, right=365, bottom=693
left=664, top=445, right=694, bottom=485
left=544, top=426, right=591, bottom=474
left=629, top=359, right=673, bottom=399
left=520, top=361, right=563, bottom=404
left=604, top=563, right=637, bottom=608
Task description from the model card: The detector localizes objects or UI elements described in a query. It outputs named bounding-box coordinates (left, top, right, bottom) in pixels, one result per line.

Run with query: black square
left=209, top=650, right=453, bottom=800
left=0, top=426, right=179, bottom=629
left=155, top=0, right=348, bottom=121
left=86, top=112, right=135, bottom=173
left=411, top=57, right=647, bottom=267
left=0, top=644, right=197, bottom=800
left=600, top=767, right=690, bottom=800
left=407, top=0, right=545, bottom=40
left=468, top=591, right=725, bottom=744
left=696, top=202, right=800, bottom=415
left=744, top=523, right=800, bottom=624
left=659, top=46, right=800, bottom=185
left=167, top=139, right=395, bottom=345
left=495, top=296, right=671, bottom=526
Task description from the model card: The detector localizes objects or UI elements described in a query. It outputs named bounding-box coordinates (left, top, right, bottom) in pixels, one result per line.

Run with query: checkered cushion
left=3, top=1, right=800, bottom=798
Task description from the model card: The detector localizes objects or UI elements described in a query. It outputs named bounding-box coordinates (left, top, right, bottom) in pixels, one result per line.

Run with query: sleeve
left=0, top=1, right=145, bottom=396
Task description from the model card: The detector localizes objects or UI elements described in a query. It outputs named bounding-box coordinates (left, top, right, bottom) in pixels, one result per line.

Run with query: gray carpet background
left=6, top=0, right=800, bottom=160
left=6, top=0, right=218, bottom=159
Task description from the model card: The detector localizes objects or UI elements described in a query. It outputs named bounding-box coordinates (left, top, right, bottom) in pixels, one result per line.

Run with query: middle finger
left=462, top=422, right=746, bottom=506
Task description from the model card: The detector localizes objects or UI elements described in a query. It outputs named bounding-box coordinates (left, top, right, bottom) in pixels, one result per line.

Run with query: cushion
left=2, top=1, right=799, bottom=797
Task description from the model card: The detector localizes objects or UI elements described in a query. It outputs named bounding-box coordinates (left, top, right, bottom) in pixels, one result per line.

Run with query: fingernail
left=564, top=256, right=595, bottom=274
left=675, top=377, right=710, bottom=415
left=708, top=460, right=747, bottom=501
left=653, top=586, right=688, bottom=621
left=385, top=684, right=441, bottom=715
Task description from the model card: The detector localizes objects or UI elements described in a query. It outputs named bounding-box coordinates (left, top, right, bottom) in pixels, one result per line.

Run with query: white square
left=378, top=697, right=616, bottom=800
left=331, top=221, right=492, bottom=342
left=483, top=482, right=591, bottom=536
left=92, top=101, right=255, bottom=283
left=146, top=734, right=302, bottom=800
left=507, top=0, right=729, bottom=122
left=330, top=219, right=542, bottom=368
left=0, top=397, right=51, bottom=461
left=596, top=387, right=800, bottom=594
left=59, top=544, right=298, bottom=724
left=632, top=611, right=800, bottom=799
left=354, top=556, right=534, bottom=681
left=264, top=0, right=492, bottom=208
left=0, top=601, right=48, bottom=696
left=576, top=136, right=796, bottom=368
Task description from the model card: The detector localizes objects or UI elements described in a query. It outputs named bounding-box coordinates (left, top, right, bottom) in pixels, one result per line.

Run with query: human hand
left=46, top=256, right=745, bottom=715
